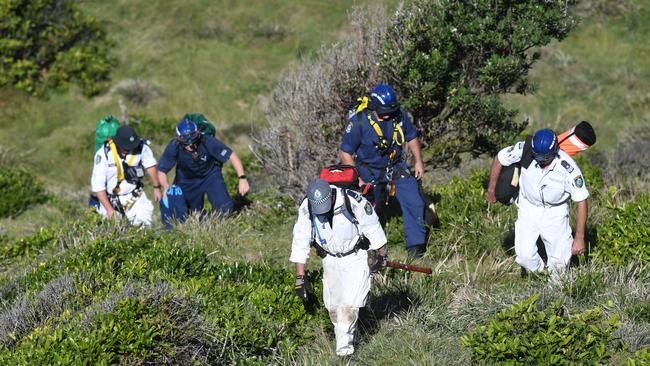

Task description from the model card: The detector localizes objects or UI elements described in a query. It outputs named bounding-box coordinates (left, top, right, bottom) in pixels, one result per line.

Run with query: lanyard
left=312, top=214, right=327, bottom=246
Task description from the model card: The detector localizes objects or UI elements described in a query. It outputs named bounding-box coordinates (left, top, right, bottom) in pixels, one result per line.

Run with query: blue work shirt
left=340, top=108, right=418, bottom=170
left=158, top=135, right=232, bottom=181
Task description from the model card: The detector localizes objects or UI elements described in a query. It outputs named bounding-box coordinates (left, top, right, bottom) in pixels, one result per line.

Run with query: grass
left=505, top=0, right=650, bottom=147
left=0, top=0, right=649, bottom=364
left=0, top=0, right=371, bottom=236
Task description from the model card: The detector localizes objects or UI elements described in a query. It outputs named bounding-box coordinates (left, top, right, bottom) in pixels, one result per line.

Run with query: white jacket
left=290, top=186, right=387, bottom=264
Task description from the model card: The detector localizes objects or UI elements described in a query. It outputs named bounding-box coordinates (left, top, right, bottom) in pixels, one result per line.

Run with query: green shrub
left=428, top=169, right=515, bottom=255
left=0, top=166, right=48, bottom=218
left=0, top=0, right=116, bottom=96
left=592, top=194, right=650, bottom=266
left=0, top=227, right=56, bottom=260
left=628, top=348, right=650, bottom=366
left=383, top=0, right=577, bottom=167
left=0, top=222, right=326, bottom=364
left=461, top=294, right=619, bottom=365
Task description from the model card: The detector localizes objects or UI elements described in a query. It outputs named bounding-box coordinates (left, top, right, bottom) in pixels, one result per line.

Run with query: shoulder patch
left=561, top=160, right=574, bottom=173
left=95, top=154, right=102, bottom=165
left=345, top=121, right=353, bottom=133
left=364, top=202, right=373, bottom=215
left=574, top=175, right=584, bottom=188
left=346, top=190, right=362, bottom=203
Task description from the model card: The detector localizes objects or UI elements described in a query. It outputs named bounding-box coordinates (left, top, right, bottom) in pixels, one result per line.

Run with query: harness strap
left=310, top=236, right=365, bottom=258
left=107, top=139, right=138, bottom=194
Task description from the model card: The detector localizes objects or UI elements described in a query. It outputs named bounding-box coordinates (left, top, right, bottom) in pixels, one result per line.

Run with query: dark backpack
left=495, top=135, right=534, bottom=205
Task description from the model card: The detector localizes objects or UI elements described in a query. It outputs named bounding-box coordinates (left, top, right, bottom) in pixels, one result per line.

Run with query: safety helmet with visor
left=369, top=83, right=400, bottom=120
left=532, top=128, right=559, bottom=166
left=176, top=118, right=201, bottom=146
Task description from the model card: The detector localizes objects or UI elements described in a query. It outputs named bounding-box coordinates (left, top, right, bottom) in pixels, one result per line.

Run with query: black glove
left=367, top=250, right=387, bottom=273
left=294, top=275, right=311, bottom=300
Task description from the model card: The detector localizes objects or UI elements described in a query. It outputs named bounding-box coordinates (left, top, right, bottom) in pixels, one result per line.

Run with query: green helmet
left=94, top=115, right=121, bottom=152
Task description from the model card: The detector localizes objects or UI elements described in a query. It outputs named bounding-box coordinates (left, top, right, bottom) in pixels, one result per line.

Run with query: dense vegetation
left=254, top=0, right=579, bottom=196
left=0, top=0, right=649, bottom=364
left=0, top=0, right=116, bottom=96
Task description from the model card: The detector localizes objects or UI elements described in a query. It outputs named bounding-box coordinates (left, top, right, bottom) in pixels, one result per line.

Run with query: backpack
left=182, top=113, right=216, bottom=137
left=495, top=121, right=596, bottom=205
left=309, top=165, right=362, bottom=225
left=94, top=116, right=120, bottom=152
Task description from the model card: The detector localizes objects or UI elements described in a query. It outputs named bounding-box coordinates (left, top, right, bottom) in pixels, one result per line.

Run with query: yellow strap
left=355, top=96, right=369, bottom=114
left=368, top=112, right=405, bottom=149
left=108, top=139, right=124, bottom=182
left=108, top=139, right=137, bottom=193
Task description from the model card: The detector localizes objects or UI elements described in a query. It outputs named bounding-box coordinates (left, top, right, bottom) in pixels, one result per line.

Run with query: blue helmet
left=176, top=118, right=201, bottom=145
left=369, top=83, right=400, bottom=117
left=532, top=128, right=558, bottom=164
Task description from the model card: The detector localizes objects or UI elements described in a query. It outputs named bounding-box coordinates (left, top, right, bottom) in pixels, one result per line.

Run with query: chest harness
left=103, top=139, right=145, bottom=212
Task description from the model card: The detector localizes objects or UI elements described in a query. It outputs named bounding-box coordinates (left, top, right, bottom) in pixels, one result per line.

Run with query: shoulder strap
left=107, top=139, right=125, bottom=182
left=521, top=135, right=534, bottom=169
left=342, top=189, right=358, bottom=224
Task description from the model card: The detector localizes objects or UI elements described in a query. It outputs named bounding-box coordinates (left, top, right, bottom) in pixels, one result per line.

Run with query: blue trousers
left=358, top=161, right=427, bottom=248
left=178, top=168, right=233, bottom=215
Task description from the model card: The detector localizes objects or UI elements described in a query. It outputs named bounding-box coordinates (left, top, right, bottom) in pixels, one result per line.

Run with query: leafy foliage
left=592, top=194, right=650, bottom=266
left=0, top=219, right=326, bottom=364
left=382, top=0, right=576, bottom=167
left=0, top=166, right=47, bottom=218
left=461, top=294, right=619, bottom=365
left=254, top=1, right=579, bottom=198
left=0, top=0, right=116, bottom=96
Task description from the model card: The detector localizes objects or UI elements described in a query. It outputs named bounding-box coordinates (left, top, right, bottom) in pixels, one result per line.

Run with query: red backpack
left=319, top=164, right=372, bottom=195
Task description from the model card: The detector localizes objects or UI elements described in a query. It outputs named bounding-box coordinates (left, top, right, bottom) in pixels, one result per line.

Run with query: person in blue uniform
left=339, top=84, right=428, bottom=258
left=157, top=118, right=249, bottom=223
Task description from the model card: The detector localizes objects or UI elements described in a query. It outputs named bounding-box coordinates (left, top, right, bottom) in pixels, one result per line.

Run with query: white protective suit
left=498, top=141, right=589, bottom=273
left=290, top=186, right=387, bottom=356
left=91, top=142, right=157, bottom=226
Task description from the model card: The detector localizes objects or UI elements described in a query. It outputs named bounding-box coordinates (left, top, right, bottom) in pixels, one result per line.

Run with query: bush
left=0, top=227, right=56, bottom=260
left=461, top=294, right=619, bottom=365
left=254, top=1, right=579, bottom=198
left=427, top=169, right=515, bottom=256
left=0, top=0, right=116, bottom=96
left=0, top=221, right=327, bottom=364
left=382, top=1, right=576, bottom=167
left=0, top=166, right=48, bottom=218
left=592, top=194, right=650, bottom=266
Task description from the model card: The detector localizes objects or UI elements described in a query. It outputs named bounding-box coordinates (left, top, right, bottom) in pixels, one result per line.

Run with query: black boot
left=407, top=244, right=426, bottom=259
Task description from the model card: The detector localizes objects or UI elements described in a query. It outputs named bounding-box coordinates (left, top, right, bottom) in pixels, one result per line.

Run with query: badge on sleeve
left=574, top=175, right=584, bottom=188
left=364, top=202, right=373, bottom=215
left=345, top=121, right=353, bottom=134
left=95, top=154, right=102, bottom=165
left=507, top=145, right=515, bottom=152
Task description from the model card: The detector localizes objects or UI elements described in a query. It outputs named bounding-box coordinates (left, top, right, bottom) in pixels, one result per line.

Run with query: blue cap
left=307, top=179, right=333, bottom=215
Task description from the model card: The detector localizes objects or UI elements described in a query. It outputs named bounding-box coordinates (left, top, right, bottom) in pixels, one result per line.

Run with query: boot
left=407, top=244, right=426, bottom=259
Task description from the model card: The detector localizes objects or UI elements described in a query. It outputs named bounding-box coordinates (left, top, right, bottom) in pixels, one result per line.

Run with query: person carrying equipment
left=89, top=115, right=122, bottom=208
left=486, top=128, right=589, bottom=275
left=91, top=125, right=161, bottom=226
left=339, top=83, right=427, bottom=258
left=157, top=117, right=249, bottom=224
left=291, top=178, right=387, bottom=357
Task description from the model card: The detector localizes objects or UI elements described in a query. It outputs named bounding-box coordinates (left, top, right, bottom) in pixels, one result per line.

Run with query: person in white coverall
left=486, top=128, right=589, bottom=274
left=290, top=178, right=387, bottom=356
left=91, top=125, right=162, bottom=226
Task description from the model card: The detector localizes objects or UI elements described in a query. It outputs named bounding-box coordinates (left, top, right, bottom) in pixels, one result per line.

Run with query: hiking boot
left=407, top=244, right=426, bottom=259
